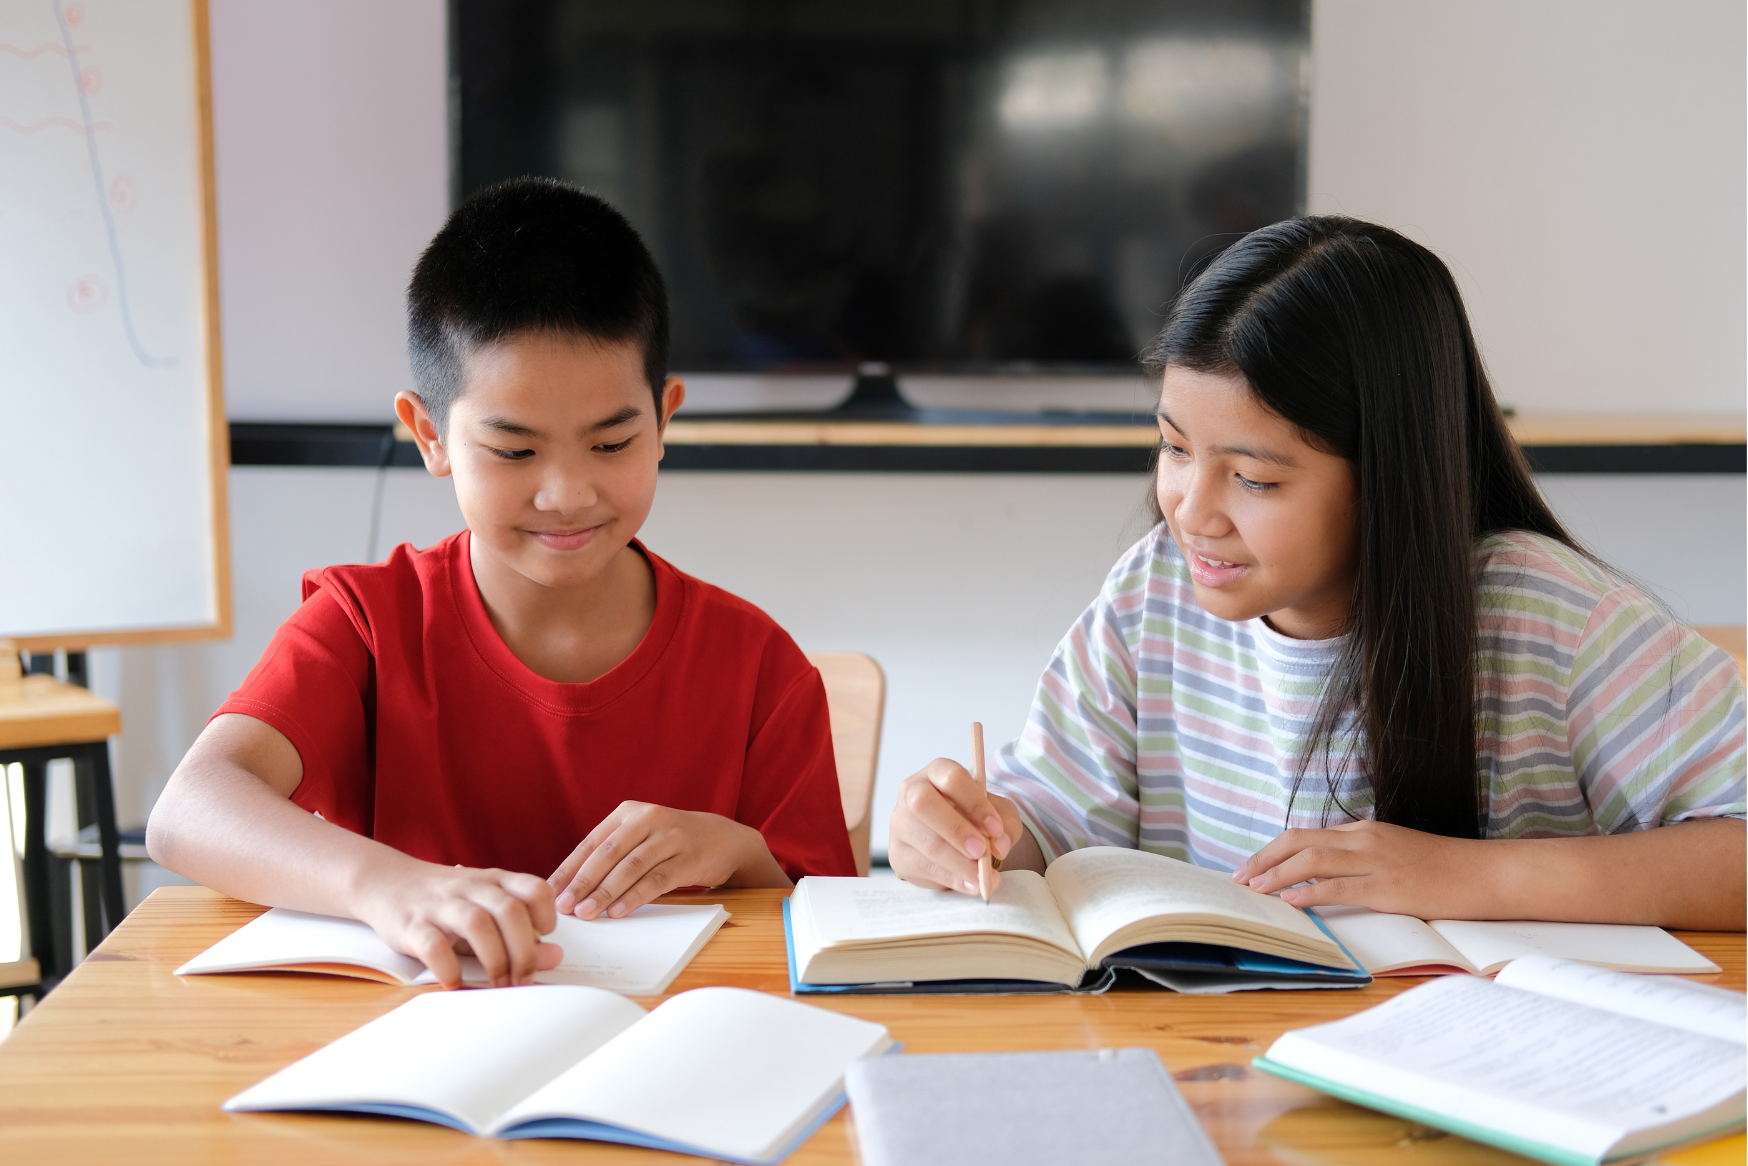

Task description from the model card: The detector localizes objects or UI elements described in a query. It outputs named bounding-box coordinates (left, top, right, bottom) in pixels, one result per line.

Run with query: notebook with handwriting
left=1312, top=905, right=1720, bottom=976
left=177, top=903, right=728, bottom=996
left=1255, top=956, right=1745, bottom=1166
left=224, top=985, right=894, bottom=1165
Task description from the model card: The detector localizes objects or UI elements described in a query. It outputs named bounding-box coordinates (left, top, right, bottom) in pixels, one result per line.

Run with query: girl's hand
left=353, top=863, right=563, bottom=990
left=1230, top=820, right=1482, bottom=917
left=888, top=758, right=1034, bottom=894
left=549, top=801, right=790, bottom=922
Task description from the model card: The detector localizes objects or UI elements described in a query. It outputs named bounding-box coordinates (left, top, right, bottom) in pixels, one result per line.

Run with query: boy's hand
left=550, top=801, right=788, bottom=921
left=1229, top=820, right=1481, bottom=917
left=353, top=864, right=563, bottom=990
left=888, top=758, right=1034, bottom=895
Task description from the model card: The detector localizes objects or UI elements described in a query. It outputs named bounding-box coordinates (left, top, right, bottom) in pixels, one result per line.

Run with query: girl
left=889, top=216, right=1745, bottom=928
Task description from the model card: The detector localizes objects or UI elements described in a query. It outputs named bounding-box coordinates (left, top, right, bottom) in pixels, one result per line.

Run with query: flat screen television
left=454, top=0, right=1308, bottom=411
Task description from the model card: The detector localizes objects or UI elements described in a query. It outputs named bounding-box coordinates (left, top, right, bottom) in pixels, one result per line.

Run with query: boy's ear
left=394, top=391, right=452, bottom=478
left=654, top=376, right=686, bottom=453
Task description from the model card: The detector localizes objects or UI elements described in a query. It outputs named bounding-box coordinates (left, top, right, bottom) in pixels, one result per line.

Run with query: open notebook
left=225, top=985, right=895, bottom=1165
left=1256, top=956, right=1746, bottom=1166
left=1313, top=905, right=1720, bottom=976
left=177, top=904, right=729, bottom=996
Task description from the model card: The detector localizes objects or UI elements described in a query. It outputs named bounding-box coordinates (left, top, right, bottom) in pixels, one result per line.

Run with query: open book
left=177, top=904, right=729, bottom=996
left=788, top=848, right=1367, bottom=993
left=1314, top=905, right=1720, bottom=976
left=225, top=984, right=895, bottom=1165
left=1256, top=955, right=1746, bottom=1166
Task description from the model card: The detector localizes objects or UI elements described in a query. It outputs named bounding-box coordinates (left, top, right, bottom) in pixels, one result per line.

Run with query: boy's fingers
left=406, top=921, right=463, bottom=990
left=500, top=870, right=558, bottom=934
left=448, top=901, right=512, bottom=987
left=535, top=940, right=564, bottom=972
left=583, top=837, right=672, bottom=920
left=550, top=818, right=620, bottom=906
left=601, top=854, right=683, bottom=920
left=473, top=887, right=543, bottom=984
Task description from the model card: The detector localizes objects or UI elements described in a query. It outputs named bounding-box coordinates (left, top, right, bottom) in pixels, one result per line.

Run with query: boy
left=148, top=179, right=856, bottom=988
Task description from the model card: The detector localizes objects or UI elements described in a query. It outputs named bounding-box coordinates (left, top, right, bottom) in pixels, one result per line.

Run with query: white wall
left=95, top=467, right=1745, bottom=858
left=1308, top=0, right=1746, bottom=413
left=210, top=0, right=447, bottom=422
left=87, top=1, right=1744, bottom=870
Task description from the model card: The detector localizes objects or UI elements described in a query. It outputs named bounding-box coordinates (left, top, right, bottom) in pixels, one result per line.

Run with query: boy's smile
left=1155, top=365, right=1358, bottom=640
left=396, top=331, right=686, bottom=682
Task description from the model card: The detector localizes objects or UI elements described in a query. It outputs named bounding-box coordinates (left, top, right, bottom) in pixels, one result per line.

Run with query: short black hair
left=407, top=177, right=669, bottom=428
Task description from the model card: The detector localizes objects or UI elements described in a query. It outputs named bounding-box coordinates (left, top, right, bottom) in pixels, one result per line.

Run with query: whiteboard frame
left=9, top=0, right=231, bottom=652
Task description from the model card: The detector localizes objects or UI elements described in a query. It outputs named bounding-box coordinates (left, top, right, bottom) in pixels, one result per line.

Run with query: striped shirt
left=989, top=525, right=1746, bottom=872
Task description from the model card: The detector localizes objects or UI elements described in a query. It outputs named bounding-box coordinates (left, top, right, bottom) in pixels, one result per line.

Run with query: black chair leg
left=74, top=743, right=125, bottom=938
left=17, top=761, right=63, bottom=988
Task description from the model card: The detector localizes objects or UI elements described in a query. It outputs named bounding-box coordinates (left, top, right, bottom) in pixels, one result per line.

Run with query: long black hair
left=1146, top=216, right=1576, bottom=838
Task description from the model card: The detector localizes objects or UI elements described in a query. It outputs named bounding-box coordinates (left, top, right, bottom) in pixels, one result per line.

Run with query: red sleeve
left=210, top=583, right=376, bottom=836
left=737, top=651, right=858, bottom=880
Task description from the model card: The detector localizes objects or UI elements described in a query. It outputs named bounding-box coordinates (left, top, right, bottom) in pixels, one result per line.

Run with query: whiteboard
left=0, top=0, right=229, bottom=648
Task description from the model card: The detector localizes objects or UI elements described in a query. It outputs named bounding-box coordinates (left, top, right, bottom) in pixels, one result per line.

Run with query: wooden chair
left=0, top=645, right=125, bottom=994
left=1694, top=626, right=1747, bottom=679
left=806, top=652, right=885, bottom=876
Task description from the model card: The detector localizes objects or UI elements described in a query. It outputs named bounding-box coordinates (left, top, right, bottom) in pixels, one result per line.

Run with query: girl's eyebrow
left=1156, top=408, right=1300, bottom=469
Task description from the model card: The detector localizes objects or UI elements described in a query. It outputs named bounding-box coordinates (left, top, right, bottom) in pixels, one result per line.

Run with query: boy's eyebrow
left=479, top=416, right=544, bottom=438
left=1156, top=408, right=1301, bottom=469
left=587, top=405, right=644, bottom=432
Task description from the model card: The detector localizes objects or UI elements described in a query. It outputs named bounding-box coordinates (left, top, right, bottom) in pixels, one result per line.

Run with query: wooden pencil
left=972, top=721, right=994, bottom=903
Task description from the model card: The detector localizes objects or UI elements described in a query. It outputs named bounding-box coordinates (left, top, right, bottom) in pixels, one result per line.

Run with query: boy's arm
left=147, top=713, right=561, bottom=987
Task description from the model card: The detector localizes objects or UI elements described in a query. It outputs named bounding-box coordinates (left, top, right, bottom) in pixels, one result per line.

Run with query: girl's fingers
left=905, top=775, right=999, bottom=864
left=1281, top=876, right=1364, bottom=909
left=1245, top=846, right=1363, bottom=896
left=923, top=760, right=1008, bottom=845
left=1232, top=828, right=1322, bottom=884
left=889, top=839, right=974, bottom=894
left=535, top=940, right=564, bottom=971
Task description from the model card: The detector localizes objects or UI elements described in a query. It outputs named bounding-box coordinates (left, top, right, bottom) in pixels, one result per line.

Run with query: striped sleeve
left=1566, top=587, right=1747, bottom=832
left=987, top=540, right=1152, bottom=859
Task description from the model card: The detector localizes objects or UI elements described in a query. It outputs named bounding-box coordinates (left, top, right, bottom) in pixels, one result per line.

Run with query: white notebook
left=225, top=985, right=895, bottom=1165
left=1312, top=905, right=1720, bottom=976
left=177, top=904, right=729, bottom=996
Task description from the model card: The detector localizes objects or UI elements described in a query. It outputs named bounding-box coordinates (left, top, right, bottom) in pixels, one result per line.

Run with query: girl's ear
left=394, top=390, right=452, bottom=478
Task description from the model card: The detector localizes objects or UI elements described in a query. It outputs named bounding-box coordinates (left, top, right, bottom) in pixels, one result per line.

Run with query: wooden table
left=1, top=888, right=1741, bottom=1166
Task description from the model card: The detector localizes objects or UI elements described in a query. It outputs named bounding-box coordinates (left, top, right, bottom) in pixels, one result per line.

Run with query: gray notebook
left=844, top=1048, right=1225, bottom=1166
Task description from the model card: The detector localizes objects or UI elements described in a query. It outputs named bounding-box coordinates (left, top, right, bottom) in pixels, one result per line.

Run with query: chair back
left=805, top=652, right=885, bottom=876
left=1694, top=626, right=1747, bottom=680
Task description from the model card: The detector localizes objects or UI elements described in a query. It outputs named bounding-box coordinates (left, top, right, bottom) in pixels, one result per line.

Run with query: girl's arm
left=1231, top=816, right=1745, bottom=929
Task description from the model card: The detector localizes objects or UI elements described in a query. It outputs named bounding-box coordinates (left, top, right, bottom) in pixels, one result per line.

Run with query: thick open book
left=1314, top=905, right=1720, bottom=976
left=225, top=984, right=895, bottom=1165
left=1256, top=955, right=1746, bottom=1166
left=787, top=848, right=1368, bottom=993
left=177, top=904, right=729, bottom=996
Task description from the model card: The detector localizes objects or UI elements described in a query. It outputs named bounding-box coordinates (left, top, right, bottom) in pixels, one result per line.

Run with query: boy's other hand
left=355, top=865, right=562, bottom=989
left=550, top=801, right=789, bottom=921
left=888, top=758, right=1035, bottom=895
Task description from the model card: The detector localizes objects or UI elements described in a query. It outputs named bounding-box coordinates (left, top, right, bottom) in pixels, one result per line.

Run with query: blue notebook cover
left=784, top=895, right=1370, bottom=995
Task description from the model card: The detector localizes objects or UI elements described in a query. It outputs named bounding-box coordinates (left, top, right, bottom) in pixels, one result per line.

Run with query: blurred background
left=11, top=0, right=1742, bottom=922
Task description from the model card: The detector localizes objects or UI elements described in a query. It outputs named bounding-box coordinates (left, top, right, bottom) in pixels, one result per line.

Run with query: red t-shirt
left=214, top=531, right=855, bottom=881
